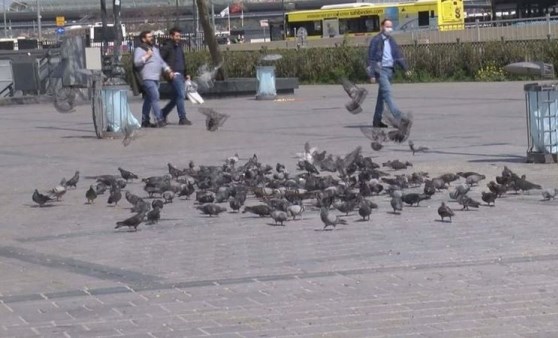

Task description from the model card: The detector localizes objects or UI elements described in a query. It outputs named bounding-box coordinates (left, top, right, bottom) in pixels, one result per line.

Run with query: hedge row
left=125, top=40, right=558, bottom=84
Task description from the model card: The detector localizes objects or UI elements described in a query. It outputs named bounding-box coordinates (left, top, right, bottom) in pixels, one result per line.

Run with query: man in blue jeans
left=133, top=30, right=174, bottom=128
left=160, top=27, right=192, bottom=126
left=368, top=19, right=411, bottom=128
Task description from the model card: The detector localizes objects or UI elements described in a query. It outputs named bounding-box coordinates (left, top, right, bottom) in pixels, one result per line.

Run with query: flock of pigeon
left=31, top=139, right=553, bottom=232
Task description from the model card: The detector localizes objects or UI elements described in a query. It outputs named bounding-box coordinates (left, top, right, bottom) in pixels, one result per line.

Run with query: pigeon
left=458, top=195, right=481, bottom=210
left=449, top=184, right=470, bottom=200
left=196, top=191, right=215, bottom=204
left=162, top=191, right=175, bottom=204
left=466, top=174, right=486, bottom=186
left=286, top=204, right=305, bottom=220
left=320, top=207, right=347, bottom=230
left=125, top=191, right=142, bottom=206
left=360, top=126, right=388, bottom=151
left=95, top=182, right=108, bottom=195
left=64, top=171, right=80, bottom=189
left=481, top=191, right=497, bottom=206
left=382, top=160, right=412, bottom=170
left=487, top=181, right=507, bottom=197
left=438, top=202, right=454, bottom=222
left=85, top=185, right=97, bottom=204
left=131, top=199, right=150, bottom=213
left=390, top=195, right=403, bottom=214
left=340, top=78, right=368, bottom=114
left=115, top=211, right=146, bottom=231
left=401, top=193, right=431, bottom=206
left=270, top=210, right=289, bottom=226
left=542, top=188, right=558, bottom=201
left=197, top=203, right=227, bottom=217
left=152, top=199, right=164, bottom=210
left=107, top=186, right=122, bottom=206
left=242, top=204, right=272, bottom=217
left=384, top=111, right=413, bottom=143
left=333, top=199, right=358, bottom=216
left=438, top=173, right=460, bottom=185
left=32, top=189, right=54, bottom=207
left=457, top=171, right=483, bottom=178
left=229, top=197, right=243, bottom=212
left=513, top=175, right=542, bottom=193
left=408, top=140, right=429, bottom=155
left=199, top=107, right=229, bottom=132
left=168, top=163, right=185, bottom=179
left=146, top=207, right=161, bottom=224
left=299, top=160, right=319, bottom=175
left=178, top=182, right=195, bottom=199
left=49, top=185, right=66, bottom=201
left=118, top=167, right=139, bottom=182
left=358, top=201, right=372, bottom=221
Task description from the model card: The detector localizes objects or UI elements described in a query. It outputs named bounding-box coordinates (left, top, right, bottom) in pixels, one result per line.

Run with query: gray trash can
left=524, top=82, right=558, bottom=163
left=256, top=65, right=277, bottom=100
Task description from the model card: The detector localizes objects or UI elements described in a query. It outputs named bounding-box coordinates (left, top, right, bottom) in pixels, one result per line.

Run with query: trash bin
left=94, top=85, right=140, bottom=138
left=524, top=82, right=558, bottom=163
left=256, top=65, right=277, bottom=100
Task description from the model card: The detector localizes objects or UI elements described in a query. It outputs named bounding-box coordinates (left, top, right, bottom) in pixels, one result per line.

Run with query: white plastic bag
left=185, top=79, right=204, bottom=104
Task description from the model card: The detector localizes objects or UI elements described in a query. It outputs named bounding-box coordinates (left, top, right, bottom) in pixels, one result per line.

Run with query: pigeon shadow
left=61, top=135, right=99, bottom=140
left=28, top=204, right=58, bottom=208
left=434, top=219, right=452, bottom=223
left=267, top=223, right=287, bottom=227
left=354, top=218, right=370, bottom=222
left=344, top=124, right=373, bottom=129
left=468, top=156, right=526, bottom=164
left=387, top=211, right=402, bottom=215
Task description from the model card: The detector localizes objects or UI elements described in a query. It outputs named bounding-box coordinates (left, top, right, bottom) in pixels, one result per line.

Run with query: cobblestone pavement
left=1, top=82, right=558, bottom=337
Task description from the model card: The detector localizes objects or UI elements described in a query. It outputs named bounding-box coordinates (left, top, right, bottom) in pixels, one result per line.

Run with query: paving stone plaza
left=1, top=82, right=558, bottom=337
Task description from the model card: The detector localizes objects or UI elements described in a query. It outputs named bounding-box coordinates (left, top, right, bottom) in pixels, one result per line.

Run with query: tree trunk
left=195, top=0, right=225, bottom=80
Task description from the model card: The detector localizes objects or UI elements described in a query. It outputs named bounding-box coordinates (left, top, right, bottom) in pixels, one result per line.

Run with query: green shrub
left=122, top=40, right=558, bottom=85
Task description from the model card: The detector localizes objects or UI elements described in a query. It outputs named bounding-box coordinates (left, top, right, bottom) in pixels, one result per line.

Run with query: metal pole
left=37, top=0, right=41, bottom=41
left=3, top=0, right=7, bottom=38
left=175, top=0, right=179, bottom=26
left=282, top=0, right=285, bottom=40
left=211, top=0, right=215, bottom=32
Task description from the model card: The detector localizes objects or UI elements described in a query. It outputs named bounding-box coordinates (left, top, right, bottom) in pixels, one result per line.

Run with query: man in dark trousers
left=160, top=27, right=192, bottom=126
left=367, top=19, right=411, bottom=128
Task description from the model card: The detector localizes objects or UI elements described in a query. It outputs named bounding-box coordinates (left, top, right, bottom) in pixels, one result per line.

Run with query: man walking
left=160, top=27, right=192, bottom=126
left=134, top=30, right=174, bottom=128
left=368, top=19, right=411, bottom=128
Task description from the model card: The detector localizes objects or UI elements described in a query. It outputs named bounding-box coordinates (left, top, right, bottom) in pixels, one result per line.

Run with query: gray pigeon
left=408, top=140, right=428, bottom=155
left=458, top=194, right=481, bottom=210
left=390, top=195, right=403, bottom=214
left=65, top=171, right=80, bottom=189
left=199, top=107, right=229, bottom=132
left=162, top=191, right=175, bottom=204
left=243, top=204, right=272, bottom=217
left=438, top=202, right=454, bottom=222
left=146, top=207, right=161, bottom=224
left=286, top=204, right=304, bottom=220
left=401, top=193, right=430, bottom=206
left=115, top=211, right=146, bottom=231
left=358, top=201, right=372, bottom=221
left=32, top=189, right=54, bottom=207
left=466, top=174, right=486, bottom=186
left=320, top=207, right=347, bottom=230
left=49, top=185, right=66, bottom=201
left=270, top=210, right=289, bottom=226
left=86, top=185, right=97, bottom=204
left=118, top=167, right=139, bottom=182
left=542, top=188, right=558, bottom=201
left=107, top=186, right=122, bottom=206
left=481, top=191, right=497, bottom=206
left=197, top=203, right=227, bottom=217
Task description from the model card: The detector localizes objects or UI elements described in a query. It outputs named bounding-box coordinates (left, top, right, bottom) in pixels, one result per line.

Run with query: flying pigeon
left=199, top=107, right=229, bottom=132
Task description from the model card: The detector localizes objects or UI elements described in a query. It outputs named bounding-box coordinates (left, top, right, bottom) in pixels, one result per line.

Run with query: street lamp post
left=3, top=0, right=7, bottom=38
left=37, top=0, right=41, bottom=41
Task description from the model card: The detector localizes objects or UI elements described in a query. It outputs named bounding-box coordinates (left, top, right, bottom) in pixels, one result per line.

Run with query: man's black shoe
left=179, top=118, right=192, bottom=126
left=156, top=120, right=167, bottom=128
left=372, top=122, right=389, bottom=128
left=141, top=121, right=157, bottom=128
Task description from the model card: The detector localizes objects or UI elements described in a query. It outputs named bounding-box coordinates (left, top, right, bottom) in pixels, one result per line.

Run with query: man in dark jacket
left=160, top=27, right=192, bottom=125
left=368, top=19, right=411, bottom=128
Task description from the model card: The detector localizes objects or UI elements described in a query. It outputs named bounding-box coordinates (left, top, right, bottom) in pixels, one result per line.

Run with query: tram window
left=418, top=11, right=430, bottom=26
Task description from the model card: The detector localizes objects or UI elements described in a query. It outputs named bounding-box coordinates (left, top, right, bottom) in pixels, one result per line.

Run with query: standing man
left=368, top=19, right=411, bottom=128
left=160, top=27, right=192, bottom=126
left=134, top=30, right=174, bottom=128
